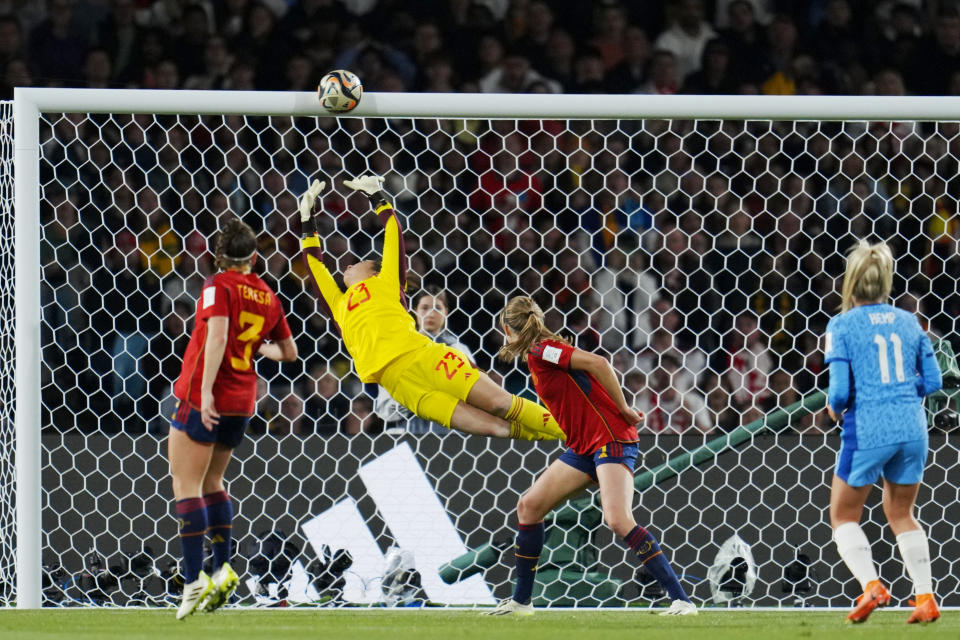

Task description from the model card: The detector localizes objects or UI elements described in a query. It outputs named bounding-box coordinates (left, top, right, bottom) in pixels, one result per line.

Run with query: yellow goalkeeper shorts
left=379, top=341, right=481, bottom=428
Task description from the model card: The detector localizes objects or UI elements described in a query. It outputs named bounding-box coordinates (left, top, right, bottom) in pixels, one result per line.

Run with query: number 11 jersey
left=174, top=270, right=291, bottom=416
left=824, top=303, right=937, bottom=449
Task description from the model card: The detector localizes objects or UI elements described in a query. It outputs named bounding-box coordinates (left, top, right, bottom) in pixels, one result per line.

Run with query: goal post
left=8, top=88, right=960, bottom=609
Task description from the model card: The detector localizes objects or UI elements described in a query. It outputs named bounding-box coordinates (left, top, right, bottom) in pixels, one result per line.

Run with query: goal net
left=5, top=90, right=959, bottom=609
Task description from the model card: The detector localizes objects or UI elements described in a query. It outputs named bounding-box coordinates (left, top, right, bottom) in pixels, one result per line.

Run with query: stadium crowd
left=23, top=0, right=960, bottom=436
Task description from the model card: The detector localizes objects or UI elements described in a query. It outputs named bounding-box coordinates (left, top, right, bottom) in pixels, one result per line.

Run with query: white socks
left=897, top=529, right=933, bottom=596
left=833, top=522, right=879, bottom=589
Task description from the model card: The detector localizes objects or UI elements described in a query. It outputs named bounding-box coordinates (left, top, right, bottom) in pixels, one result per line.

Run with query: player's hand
left=826, top=404, right=838, bottom=423
left=619, top=406, right=644, bottom=426
left=201, top=391, right=220, bottom=431
left=343, top=174, right=385, bottom=196
left=299, top=179, right=326, bottom=224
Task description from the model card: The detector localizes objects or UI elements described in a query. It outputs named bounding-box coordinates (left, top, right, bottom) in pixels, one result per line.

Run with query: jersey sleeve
left=198, top=278, right=230, bottom=320
left=377, top=203, right=407, bottom=299
left=301, top=235, right=343, bottom=321
left=916, top=322, right=943, bottom=396
left=528, top=341, right=574, bottom=371
left=823, top=316, right=849, bottom=363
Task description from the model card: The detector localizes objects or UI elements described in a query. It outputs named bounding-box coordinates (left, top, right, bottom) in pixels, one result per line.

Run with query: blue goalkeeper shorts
left=558, top=442, right=639, bottom=483
left=170, top=403, right=249, bottom=448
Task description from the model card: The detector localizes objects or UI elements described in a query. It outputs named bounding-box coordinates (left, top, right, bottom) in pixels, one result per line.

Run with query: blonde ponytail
left=497, top=296, right=569, bottom=361
left=840, top=239, right=894, bottom=312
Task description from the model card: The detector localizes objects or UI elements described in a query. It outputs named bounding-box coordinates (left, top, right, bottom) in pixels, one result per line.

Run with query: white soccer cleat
left=176, top=570, right=214, bottom=620
left=343, top=174, right=385, bottom=195
left=658, top=599, right=698, bottom=616
left=482, top=598, right=534, bottom=616
left=202, top=562, right=239, bottom=613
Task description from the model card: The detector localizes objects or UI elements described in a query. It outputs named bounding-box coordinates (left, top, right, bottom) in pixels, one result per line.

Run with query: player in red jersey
left=485, top=296, right=695, bottom=616
left=167, top=217, right=297, bottom=619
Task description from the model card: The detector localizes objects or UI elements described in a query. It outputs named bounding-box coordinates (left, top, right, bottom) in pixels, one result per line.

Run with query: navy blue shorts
left=170, top=403, right=249, bottom=448
left=558, top=442, right=640, bottom=483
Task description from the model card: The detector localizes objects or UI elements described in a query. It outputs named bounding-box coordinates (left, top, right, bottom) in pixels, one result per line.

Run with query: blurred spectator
left=183, top=35, right=233, bottom=90
left=1, top=57, right=31, bottom=99
left=0, top=15, right=25, bottom=68
left=655, top=0, right=716, bottom=79
left=719, top=0, right=767, bottom=85
left=724, top=313, right=772, bottom=424
left=591, top=1, right=628, bottom=69
left=636, top=49, right=679, bottom=94
left=480, top=49, right=560, bottom=93
left=29, top=0, right=89, bottom=84
left=344, top=396, right=382, bottom=435
left=906, top=4, right=960, bottom=95
left=95, top=0, right=142, bottom=84
left=605, top=25, right=650, bottom=92
left=681, top=37, right=737, bottom=93
left=304, top=363, right=351, bottom=435
left=82, top=47, right=112, bottom=88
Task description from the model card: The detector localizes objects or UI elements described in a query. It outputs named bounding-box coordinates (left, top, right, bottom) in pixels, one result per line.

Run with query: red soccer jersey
left=174, top=270, right=292, bottom=416
left=526, top=339, right=639, bottom=455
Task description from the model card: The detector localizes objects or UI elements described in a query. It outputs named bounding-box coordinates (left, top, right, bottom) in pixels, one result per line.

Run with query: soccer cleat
left=343, top=175, right=385, bottom=195
left=482, top=598, right=534, bottom=616
left=658, top=600, right=698, bottom=616
left=846, top=579, right=891, bottom=624
left=202, top=562, right=239, bottom=613
left=176, top=571, right=214, bottom=620
left=906, top=594, right=940, bottom=624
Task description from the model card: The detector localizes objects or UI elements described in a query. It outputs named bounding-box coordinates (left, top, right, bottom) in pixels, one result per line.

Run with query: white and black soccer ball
left=318, top=69, right=362, bottom=114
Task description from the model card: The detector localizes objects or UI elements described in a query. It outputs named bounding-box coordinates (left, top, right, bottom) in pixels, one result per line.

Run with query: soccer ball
left=318, top=70, right=362, bottom=114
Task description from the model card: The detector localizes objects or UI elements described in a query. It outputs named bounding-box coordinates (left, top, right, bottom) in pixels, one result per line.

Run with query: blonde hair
left=497, top=296, right=569, bottom=361
left=840, top=239, right=894, bottom=312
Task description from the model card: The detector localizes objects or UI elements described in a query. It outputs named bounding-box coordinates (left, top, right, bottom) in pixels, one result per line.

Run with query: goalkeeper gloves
left=298, top=179, right=326, bottom=234
left=344, top=175, right=389, bottom=208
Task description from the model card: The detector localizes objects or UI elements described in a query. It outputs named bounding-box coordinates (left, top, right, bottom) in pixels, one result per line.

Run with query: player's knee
left=516, top=492, right=544, bottom=523
left=603, top=511, right=635, bottom=538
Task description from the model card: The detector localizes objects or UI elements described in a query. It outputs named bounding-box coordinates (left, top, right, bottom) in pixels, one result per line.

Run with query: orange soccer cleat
left=846, top=580, right=891, bottom=624
left=906, top=594, right=940, bottom=624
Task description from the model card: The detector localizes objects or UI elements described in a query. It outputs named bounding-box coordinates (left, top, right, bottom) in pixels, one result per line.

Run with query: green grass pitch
left=0, top=609, right=956, bottom=640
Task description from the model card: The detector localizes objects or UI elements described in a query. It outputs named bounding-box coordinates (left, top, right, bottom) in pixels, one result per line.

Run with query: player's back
left=526, top=339, right=638, bottom=454
left=827, top=303, right=929, bottom=447
left=175, top=270, right=289, bottom=416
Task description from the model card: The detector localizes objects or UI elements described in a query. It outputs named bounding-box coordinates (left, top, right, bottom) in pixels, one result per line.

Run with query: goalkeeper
left=297, top=175, right=563, bottom=441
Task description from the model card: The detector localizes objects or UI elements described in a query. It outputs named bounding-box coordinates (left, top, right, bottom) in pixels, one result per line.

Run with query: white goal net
left=5, top=91, right=960, bottom=608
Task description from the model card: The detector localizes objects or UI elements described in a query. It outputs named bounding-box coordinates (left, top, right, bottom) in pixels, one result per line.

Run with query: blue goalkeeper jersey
left=824, top=303, right=942, bottom=449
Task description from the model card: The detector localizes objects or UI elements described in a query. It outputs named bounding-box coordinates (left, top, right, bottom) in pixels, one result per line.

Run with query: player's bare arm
left=200, top=315, right=229, bottom=430
left=568, top=349, right=644, bottom=426
left=257, top=338, right=298, bottom=362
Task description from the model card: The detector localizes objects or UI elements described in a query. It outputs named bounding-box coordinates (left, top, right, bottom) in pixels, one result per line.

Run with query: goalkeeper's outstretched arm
left=343, top=175, right=408, bottom=303
left=297, top=179, right=343, bottom=325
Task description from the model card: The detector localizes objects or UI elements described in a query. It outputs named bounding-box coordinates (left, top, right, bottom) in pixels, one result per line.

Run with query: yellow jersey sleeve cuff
left=375, top=203, right=393, bottom=215
left=301, top=235, right=321, bottom=249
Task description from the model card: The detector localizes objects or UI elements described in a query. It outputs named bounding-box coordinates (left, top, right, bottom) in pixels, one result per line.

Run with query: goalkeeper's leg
left=465, top=373, right=564, bottom=440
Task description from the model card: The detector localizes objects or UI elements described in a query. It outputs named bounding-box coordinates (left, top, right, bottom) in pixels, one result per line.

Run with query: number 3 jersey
left=174, top=270, right=292, bottom=416
left=824, top=303, right=941, bottom=449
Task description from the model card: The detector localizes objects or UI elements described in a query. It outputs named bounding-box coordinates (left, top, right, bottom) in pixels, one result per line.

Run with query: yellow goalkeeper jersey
left=301, top=211, right=431, bottom=382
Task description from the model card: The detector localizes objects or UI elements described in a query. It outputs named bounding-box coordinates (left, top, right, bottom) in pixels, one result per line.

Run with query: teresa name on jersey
left=237, top=283, right=272, bottom=306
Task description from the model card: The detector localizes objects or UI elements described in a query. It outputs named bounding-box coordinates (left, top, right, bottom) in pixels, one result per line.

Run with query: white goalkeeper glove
left=299, top=179, right=326, bottom=223
left=343, top=174, right=385, bottom=196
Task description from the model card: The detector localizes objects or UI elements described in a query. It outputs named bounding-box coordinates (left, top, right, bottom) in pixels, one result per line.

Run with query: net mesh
left=0, top=101, right=17, bottom=606
left=7, top=104, right=960, bottom=607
